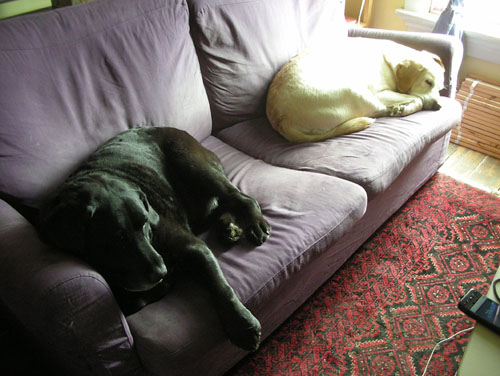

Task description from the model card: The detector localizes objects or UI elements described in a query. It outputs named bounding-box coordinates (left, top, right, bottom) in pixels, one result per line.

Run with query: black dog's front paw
left=219, top=192, right=271, bottom=246
left=216, top=212, right=243, bottom=244
left=216, top=210, right=271, bottom=246
left=222, top=304, right=262, bottom=351
left=246, top=218, right=271, bottom=246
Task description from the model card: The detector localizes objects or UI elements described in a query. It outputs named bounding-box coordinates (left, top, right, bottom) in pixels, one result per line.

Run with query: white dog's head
left=395, top=51, right=445, bottom=110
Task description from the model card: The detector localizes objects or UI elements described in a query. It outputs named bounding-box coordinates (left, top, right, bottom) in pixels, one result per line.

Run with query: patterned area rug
left=227, top=173, right=500, bottom=376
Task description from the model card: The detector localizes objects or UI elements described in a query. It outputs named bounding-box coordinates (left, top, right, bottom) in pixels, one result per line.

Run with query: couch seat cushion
left=127, top=136, right=367, bottom=376
left=217, top=97, right=463, bottom=198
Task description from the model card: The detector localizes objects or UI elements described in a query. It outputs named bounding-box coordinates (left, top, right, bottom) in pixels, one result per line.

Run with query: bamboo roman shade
left=452, top=75, right=500, bottom=159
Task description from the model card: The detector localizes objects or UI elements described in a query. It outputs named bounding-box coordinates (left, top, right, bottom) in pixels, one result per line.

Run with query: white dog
left=266, top=38, right=445, bottom=143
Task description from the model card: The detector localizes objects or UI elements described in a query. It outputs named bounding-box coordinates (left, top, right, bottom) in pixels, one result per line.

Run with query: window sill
left=396, top=8, right=500, bottom=65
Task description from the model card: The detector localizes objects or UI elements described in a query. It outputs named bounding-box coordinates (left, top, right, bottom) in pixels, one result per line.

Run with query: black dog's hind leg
left=167, top=229, right=261, bottom=351
left=158, top=128, right=271, bottom=245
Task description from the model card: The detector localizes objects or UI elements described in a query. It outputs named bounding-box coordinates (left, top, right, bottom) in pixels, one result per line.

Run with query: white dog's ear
left=423, top=50, right=445, bottom=69
left=396, top=60, right=424, bottom=93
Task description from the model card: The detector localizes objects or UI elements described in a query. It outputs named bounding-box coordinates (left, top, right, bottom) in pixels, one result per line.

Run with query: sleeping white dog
left=266, top=38, right=445, bottom=143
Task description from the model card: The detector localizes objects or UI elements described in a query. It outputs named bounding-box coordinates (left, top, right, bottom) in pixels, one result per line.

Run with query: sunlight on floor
left=439, top=143, right=500, bottom=196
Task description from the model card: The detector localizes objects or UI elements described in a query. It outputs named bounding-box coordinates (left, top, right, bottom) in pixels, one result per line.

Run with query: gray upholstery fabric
left=0, top=0, right=211, bottom=207
left=217, top=98, right=462, bottom=198
left=188, top=0, right=347, bottom=130
left=0, top=0, right=464, bottom=375
left=127, top=136, right=367, bottom=376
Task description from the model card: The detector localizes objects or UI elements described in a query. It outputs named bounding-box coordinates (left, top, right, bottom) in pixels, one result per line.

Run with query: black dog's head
left=39, top=175, right=167, bottom=293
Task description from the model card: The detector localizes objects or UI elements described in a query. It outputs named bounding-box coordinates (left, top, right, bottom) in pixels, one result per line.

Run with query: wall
left=345, top=0, right=363, bottom=20
left=368, top=0, right=500, bottom=85
left=0, top=0, right=51, bottom=19
left=369, top=0, right=406, bottom=30
left=459, top=56, right=500, bottom=84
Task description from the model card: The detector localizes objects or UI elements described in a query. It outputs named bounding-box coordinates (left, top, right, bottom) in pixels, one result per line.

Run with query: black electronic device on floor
left=458, top=288, right=500, bottom=335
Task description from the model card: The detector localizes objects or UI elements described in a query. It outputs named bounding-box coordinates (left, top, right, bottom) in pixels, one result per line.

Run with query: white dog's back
left=266, top=38, right=444, bottom=143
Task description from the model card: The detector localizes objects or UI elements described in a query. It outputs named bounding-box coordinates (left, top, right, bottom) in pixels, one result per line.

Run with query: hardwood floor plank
left=439, top=143, right=500, bottom=196
left=440, top=145, right=485, bottom=178
left=445, top=142, right=459, bottom=159
left=470, top=155, right=500, bottom=195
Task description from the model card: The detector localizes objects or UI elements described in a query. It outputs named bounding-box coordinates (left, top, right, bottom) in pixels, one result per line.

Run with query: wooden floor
left=439, top=143, right=500, bottom=196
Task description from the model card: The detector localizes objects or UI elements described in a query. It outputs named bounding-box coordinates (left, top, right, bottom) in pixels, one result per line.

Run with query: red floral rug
left=227, top=173, right=500, bottom=376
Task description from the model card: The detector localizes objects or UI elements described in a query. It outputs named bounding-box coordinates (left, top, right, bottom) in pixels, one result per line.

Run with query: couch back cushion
left=188, top=0, right=348, bottom=131
left=0, top=0, right=211, bottom=208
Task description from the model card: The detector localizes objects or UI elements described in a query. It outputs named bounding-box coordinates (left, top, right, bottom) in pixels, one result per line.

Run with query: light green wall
left=370, top=0, right=407, bottom=30
left=0, top=0, right=51, bottom=20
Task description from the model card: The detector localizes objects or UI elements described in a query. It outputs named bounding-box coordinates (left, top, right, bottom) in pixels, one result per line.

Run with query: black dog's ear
left=39, top=194, right=97, bottom=256
left=138, top=191, right=159, bottom=226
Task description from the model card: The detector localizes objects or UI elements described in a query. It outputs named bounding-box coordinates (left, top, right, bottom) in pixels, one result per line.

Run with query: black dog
left=38, top=127, right=271, bottom=351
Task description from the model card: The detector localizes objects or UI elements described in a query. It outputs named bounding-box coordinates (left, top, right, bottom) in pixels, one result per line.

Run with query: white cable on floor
left=421, top=326, right=474, bottom=376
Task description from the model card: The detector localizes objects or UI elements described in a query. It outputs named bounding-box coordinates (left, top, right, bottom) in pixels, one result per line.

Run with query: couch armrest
left=348, top=27, right=464, bottom=99
left=0, top=199, right=146, bottom=376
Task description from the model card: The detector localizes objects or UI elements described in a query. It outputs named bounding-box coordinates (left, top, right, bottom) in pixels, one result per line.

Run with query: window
left=430, top=0, right=448, bottom=14
left=397, top=0, right=500, bottom=64
left=463, top=0, right=500, bottom=37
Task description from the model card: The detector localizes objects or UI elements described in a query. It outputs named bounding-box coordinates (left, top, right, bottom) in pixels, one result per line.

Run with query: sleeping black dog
left=38, top=127, right=271, bottom=351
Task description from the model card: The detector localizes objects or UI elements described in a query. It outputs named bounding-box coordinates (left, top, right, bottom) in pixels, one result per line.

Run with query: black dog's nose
left=151, top=262, right=168, bottom=284
left=124, top=263, right=167, bottom=293
left=123, top=244, right=169, bottom=292
left=145, top=249, right=168, bottom=286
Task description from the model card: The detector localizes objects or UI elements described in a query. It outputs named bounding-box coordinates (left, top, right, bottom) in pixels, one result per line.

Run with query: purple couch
left=0, top=0, right=463, bottom=375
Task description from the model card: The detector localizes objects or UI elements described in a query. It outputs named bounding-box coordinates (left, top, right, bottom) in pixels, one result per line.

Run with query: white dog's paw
left=388, top=98, right=422, bottom=117
left=422, top=97, right=441, bottom=111
left=389, top=103, right=407, bottom=116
